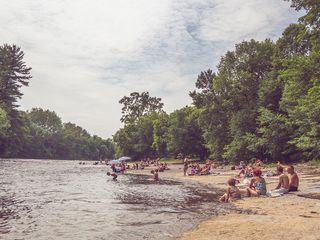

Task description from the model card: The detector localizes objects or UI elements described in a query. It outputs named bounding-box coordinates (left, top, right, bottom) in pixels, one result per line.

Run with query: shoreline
left=128, top=164, right=320, bottom=240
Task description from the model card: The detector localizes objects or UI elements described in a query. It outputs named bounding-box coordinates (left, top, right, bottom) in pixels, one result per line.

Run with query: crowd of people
left=106, top=158, right=171, bottom=181
left=219, top=161, right=300, bottom=202
left=183, top=158, right=217, bottom=176
left=105, top=156, right=300, bottom=202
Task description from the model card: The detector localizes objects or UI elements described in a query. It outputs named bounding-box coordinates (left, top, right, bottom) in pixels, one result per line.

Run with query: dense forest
left=0, top=44, right=115, bottom=160
left=113, top=0, right=320, bottom=163
left=1, top=0, right=319, bottom=163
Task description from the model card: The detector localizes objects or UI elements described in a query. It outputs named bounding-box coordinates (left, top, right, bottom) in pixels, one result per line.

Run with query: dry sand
left=129, top=164, right=320, bottom=240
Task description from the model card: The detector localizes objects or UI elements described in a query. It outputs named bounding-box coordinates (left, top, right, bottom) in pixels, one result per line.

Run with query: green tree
left=286, top=0, right=320, bottom=28
left=0, top=107, right=10, bottom=134
left=0, top=44, right=32, bottom=111
left=0, top=44, right=32, bottom=157
left=152, top=112, right=170, bottom=157
left=167, top=107, right=207, bottom=159
left=113, top=114, right=156, bottom=160
left=27, top=108, right=62, bottom=133
left=119, top=91, right=164, bottom=123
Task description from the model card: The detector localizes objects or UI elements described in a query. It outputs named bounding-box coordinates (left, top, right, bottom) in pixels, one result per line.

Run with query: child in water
left=219, top=178, right=241, bottom=202
left=150, top=169, right=159, bottom=181
left=107, top=172, right=117, bottom=180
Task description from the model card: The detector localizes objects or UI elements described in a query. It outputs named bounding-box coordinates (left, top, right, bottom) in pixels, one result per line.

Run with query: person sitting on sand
left=270, top=166, right=290, bottom=194
left=159, top=163, right=166, bottom=172
left=255, top=159, right=264, bottom=168
left=239, top=165, right=253, bottom=178
left=236, top=161, right=246, bottom=170
left=188, top=165, right=197, bottom=176
left=107, top=172, right=117, bottom=180
left=164, top=162, right=169, bottom=170
left=237, top=161, right=246, bottom=176
left=246, top=168, right=267, bottom=197
left=196, top=163, right=201, bottom=173
left=200, top=165, right=211, bottom=175
left=219, top=178, right=241, bottom=202
left=287, top=165, right=299, bottom=192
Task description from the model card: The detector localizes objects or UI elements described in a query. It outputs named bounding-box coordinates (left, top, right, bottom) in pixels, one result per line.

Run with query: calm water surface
left=0, top=159, right=230, bottom=240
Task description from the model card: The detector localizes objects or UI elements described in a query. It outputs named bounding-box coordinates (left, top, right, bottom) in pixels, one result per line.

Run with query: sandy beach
left=129, top=164, right=320, bottom=240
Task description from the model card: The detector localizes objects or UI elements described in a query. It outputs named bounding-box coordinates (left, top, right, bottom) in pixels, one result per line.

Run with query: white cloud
left=199, top=0, right=297, bottom=43
left=0, top=0, right=300, bottom=138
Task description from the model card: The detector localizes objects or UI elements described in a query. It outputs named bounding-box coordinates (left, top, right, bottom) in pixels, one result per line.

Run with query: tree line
left=0, top=45, right=114, bottom=160
left=1, top=0, right=318, bottom=163
left=114, top=0, right=320, bottom=163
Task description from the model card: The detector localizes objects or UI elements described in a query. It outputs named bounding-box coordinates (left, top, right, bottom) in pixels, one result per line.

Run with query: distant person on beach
left=270, top=166, right=290, bottom=194
left=287, top=165, right=299, bottom=192
left=200, top=164, right=211, bottom=175
left=154, top=169, right=159, bottom=181
left=219, top=178, right=241, bottom=202
left=183, top=158, right=189, bottom=176
left=239, top=165, right=253, bottom=178
left=107, top=172, right=117, bottom=180
left=111, top=164, right=116, bottom=172
left=237, top=161, right=246, bottom=176
left=239, top=161, right=246, bottom=169
left=246, top=168, right=267, bottom=197
left=255, top=159, right=264, bottom=168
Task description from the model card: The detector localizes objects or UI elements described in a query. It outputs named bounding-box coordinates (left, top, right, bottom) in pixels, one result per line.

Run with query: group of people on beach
left=219, top=161, right=299, bottom=202
left=148, top=159, right=171, bottom=181
left=183, top=158, right=216, bottom=176
left=106, top=155, right=300, bottom=201
left=106, top=158, right=170, bottom=181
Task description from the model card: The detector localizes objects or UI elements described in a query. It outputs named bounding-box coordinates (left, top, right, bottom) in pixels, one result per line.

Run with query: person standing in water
left=183, top=158, right=189, bottom=176
left=150, top=169, right=159, bottom=181
left=154, top=169, right=159, bottom=181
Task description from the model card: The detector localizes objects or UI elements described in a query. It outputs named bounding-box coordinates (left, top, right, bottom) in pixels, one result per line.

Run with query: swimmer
left=107, top=172, right=117, bottom=180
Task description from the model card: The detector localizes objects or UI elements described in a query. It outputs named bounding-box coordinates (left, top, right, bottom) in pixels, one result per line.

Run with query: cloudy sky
left=0, top=0, right=300, bottom=138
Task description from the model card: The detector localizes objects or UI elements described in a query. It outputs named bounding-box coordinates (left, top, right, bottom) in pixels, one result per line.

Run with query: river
left=0, top=159, right=230, bottom=240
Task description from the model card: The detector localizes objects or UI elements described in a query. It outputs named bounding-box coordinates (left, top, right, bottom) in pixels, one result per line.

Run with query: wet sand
left=130, top=164, right=320, bottom=240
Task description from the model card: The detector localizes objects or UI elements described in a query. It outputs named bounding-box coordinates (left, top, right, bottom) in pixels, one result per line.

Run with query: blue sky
left=0, top=0, right=301, bottom=138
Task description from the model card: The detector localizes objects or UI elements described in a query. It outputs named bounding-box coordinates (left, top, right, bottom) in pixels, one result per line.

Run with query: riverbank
left=128, top=164, right=320, bottom=240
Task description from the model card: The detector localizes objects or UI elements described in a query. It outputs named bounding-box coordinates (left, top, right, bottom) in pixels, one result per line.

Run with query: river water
left=0, top=159, right=231, bottom=240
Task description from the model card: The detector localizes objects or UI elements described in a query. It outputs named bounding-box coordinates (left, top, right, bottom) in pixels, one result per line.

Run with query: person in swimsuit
left=269, top=166, right=290, bottom=195
left=246, top=168, right=267, bottom=197
left=287, top=165, right=299, bottom=192
left=219, top=178, right=241, bottom=202
left=107, top=172, right=117, bottom=180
